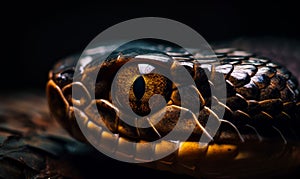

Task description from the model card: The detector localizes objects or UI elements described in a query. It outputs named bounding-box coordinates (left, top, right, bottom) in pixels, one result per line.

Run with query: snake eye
left=132, top=76, right=146, bottom=100
left=55, top=68, right=74, bottom=87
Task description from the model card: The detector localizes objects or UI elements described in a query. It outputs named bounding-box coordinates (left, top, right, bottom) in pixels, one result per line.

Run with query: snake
left=0, top=38, right=299, bottom=178
left=45, top=39, right=300, bottom=179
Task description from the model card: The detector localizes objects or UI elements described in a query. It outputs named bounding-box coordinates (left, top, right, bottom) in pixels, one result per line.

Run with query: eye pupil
left=133, top=76, right=146, bottom=100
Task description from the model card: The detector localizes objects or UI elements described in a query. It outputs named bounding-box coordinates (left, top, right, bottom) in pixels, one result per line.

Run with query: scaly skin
left=47, top=40, right=300, bottom=178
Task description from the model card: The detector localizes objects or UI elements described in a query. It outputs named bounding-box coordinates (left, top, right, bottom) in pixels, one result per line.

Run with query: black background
left=1, top=1, right=299, bottom=91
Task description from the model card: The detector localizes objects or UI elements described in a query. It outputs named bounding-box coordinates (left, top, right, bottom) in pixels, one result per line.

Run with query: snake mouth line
left=68, top=104, right=300, bottom=178
left=78, top=100, right=289, bottom=146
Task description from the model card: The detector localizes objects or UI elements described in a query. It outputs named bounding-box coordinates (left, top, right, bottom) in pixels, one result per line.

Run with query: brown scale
left=47, top=44, right=300, bottom=145
left=45, top=42, right=300, bottom=179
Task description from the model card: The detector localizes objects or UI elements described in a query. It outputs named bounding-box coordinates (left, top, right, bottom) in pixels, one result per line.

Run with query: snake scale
left=1, top=38, right=300, bottom=179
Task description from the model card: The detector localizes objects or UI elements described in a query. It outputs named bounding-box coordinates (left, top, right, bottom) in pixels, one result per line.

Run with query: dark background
left=1, top=1, right=299, bottom=91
